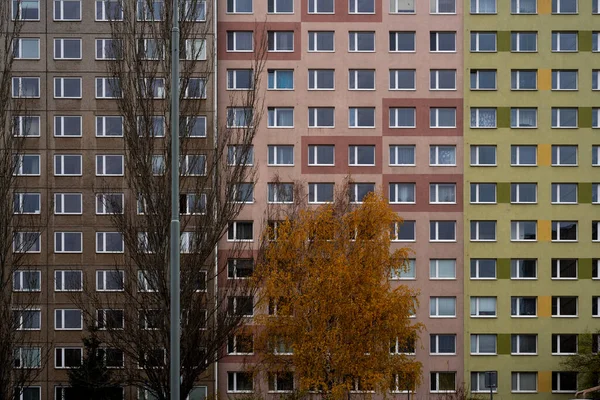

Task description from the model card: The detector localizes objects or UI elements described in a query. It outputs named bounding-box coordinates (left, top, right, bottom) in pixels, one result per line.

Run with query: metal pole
left=169, top=0, right=181, bottom=398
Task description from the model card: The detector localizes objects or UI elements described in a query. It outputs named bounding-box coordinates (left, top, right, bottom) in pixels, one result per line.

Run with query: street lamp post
left=169, top=0, right=181, bottom=398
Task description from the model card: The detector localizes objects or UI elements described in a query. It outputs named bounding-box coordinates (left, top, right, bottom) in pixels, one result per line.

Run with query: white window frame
left=511, top=334, right=538, bottom=355
left=227, top=372, right=254, bottom=393
left=96, top=77, right=121, bottom=99
left=96, top=193, right=125, bottom=215
left=511, top=108, right=537, bottom=128
left=96, top=155, right=125, bottom=176
left=552, top=296, right=578, bottom=317
left=54, top=270, right=83, bottom=292
left=13, top=192, right=41, bottom=214
left=552, top=108, right=578, bottom=128
left=95, top=38, right=122, bottom=60
left=471, top=371, right=498, bottom=393
left=96, top=116, right=124, bottom=137
left=511, top=221, right=537, bottom=242
left=55, top=347, right=83, bottom=369
left=54, top=193, right=82, bottom=215
left=95, top=0, right=124, bottom=21
left=12, top=77, right=40, bottom=98
left=470, top=0, right=496, bottom=13
left=429, top=145, right=456, bottom=166
left=391, top=220, right=416, bottom=242
left=430, top=31, right=456, bottom=52
left=430, top=69, right=456, bottom=91
left=552, top=70, right=578, bottom=90
left=54, top=154, right=82, bottom=176
left=54, top=0, right=82, bottom=21
left=511, top=32, right=538, bottom=52
left=470, top=259, right=497, bottom=280
left=552, top=334, right=578, bottom=355
left=308, top=107, right=335, bottom=128
left=13, top=115, right=40, bottom=137
left=308, top=183, right=334, bottom=204
left=54, top=309, right=83, bottom=330
left=430, top=221, right=456, bottom=242
left=14, top=347, right=42, bottom=368
left=349, top=0, right=375, bottom=14
left=511, top=145, right=537, bottom=166
left=389, top=145, right=415, bottom=166
left=268, top=31, right=294, bottom=52
left=227, top=31, right=254, bottom=52
left=430, top=108, right=456, bottom=128
left=470, top=108, right=497, bottom=128
left=54, top=77, right=82, bottom=99
left=308, top=31, right=334, bottom=52
left=54, top=115, right=82, bottom=137
left=389, top=69, right=416, bottom=90
left=227, top=69, right=254, bottom=90
left=267, top=145, right=294, bottom=166
left=430, top=297, right=456, bottom=318
left=511, top=296, right=537, bottom=317
left=348, top=107, right=375, bottom=128
left=348, top=145, right=375, bottom=166
left=552, top=221, right=578, bottom=242
left=96, top=232, right=124, bottom=253
left=96, top=270, right=125, bottom=291
left=470, top=220, right=497, bottom=242
left=268, top=69, right=294, bottom=90
left=470, top=32, right=497, bottom=52
left=349, top=183, right=375, bottom=204
left=511, top=259, right=537, bottom=280
left=429, top=183, right=456, bottom=204
left=552, top=0, right=578, bottom=13
left=13, top=37, right=40, bottom=59
left=511, top=0, right=537, bottom=13
left=349, top=31, right=375, bottom=52
left=470, top=334, right=497, bottom=355
left=268, top=0, right=294, bottom=13
left=552, top=259, right=578, bottom=279
left=511, top=183, right=538, bottom=204
left=12, top=0, right=41, bottom=21
left=348, top=69, right=376, bottom=90
left=430, top=334, right=457, bottom=355
left=227, top=221, right=254, bottom=242
left=13, top=308, right=41, bottom=330
left=470, top=297, right=497, bottom=318
left=226, top=0, right=253, bottom=13
left=390, top=258, right=416, bottom=279
left=552, top=145, right=578, bottom=166
left=13, top=270, right=41, bottom=292
left=512, top=372, right=538, bottom=393
left=470, top=183, right=496, bottom=204
left=267, top=107, right=294, bottom=128
left=430, top=372, right=456, bottom=393
left=429, top=259, right=457, bottom=280
left=389, top=183, right=416, bottom=204
left=431, top=0, right=456, bottom=13
left=511, top=70, right=538, bottom=90
left=96, top=309, right=125, bottom=330
left=54, top=38, right=82, bottom=60
left=552, top=372, right=578, bottom=393
left=390, top=0, right=415, bottom=13
left=552, top=31, right=578, bottom=52
left=12, top=232, right=41, bottom=253
left=308, top=145, right=335, bottom=166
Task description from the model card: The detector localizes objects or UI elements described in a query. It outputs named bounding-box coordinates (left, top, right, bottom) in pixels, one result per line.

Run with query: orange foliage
left=254, top=192, right=422, bottom=399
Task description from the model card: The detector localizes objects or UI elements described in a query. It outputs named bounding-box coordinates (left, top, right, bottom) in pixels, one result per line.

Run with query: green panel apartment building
left=464, top=0, right=600, bottom=397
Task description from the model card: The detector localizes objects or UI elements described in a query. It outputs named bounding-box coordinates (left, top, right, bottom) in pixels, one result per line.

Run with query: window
left=595, top=0, right=600, bottom=13
left=227, top=334, right=254, bottom=356
left=349, top=107, right=375, bottom=128
left=430, top=70, right=456, bottom=90
left=511, top=108, right=537, bottom=128
left=390, top=0, right=415, bottom=13
left=229, top=183, right=254, bottom=203
left=594, top=297, right=600, bottom=316
left=470, top=183, right=496, bottom=204
left=430, top=372, right=456, bottom=393
left=228, top=296, right=254, bottom=317
left=182, top=78, right=206, bottom=99
left=308, top=183, right=334, bottom=203
left=349, top=0, right=375, bottom=13
left=391, top=220, right=416, bottom=241
left=470, top=259, right=496, bottom=279
left=511, top=70, right=537, bottom=90
left=98, top=348, right=125, bottom=368
left=54, top=38, right=81, bottom=60
left=54, top=116, right=82, bottom=137
left=430, top=145, right=456, bottom=166
left=96, top=232, right=124, bottom=253
left=55, top=270, right=83, bottom=291
left=54, top=0, right=81, bottom=20
left=552, top=0, right=577, bottom=13
left=54, top=77, right=82, bottom=98
left=181, top=116, right=206, bottom=138
left=268, top=107, right=294, bottom=128
left=470, top=297, right=497, bottom=317
left=181, top=39, right=206, bottom=60
left=308, top=31, right=334, bottom=52
left=12, top=77, right=40, bottom=98
left=96, top=39, right=122, bottom=60
left=13, top=38, right=40, bottom=59
left=595, top=110, right=600, bottom=129
left=552, top=108, right=578, bottom=128
left=471, top=372, right=497, bottom=393
left=349, top=31, right=375, bottom=52
left=389, top=69, right=416, bottom=90
left=136, top=0, right=164, bottom=20
left=511, top=221, right=537, bottom=241
left=389, top=145, right=415, bottom=166
left=430, top=297, right=456, bottom=317
left=430, top=108, right=456, bottom=128
left=54, top=155, right=82, bottom=176
left=349, top=69, right=375, bottom=90
left=228, top=372, right=254, bottom=393
left=430, top=334, right=456, bottom=354
left=430, top=259, right=456, bottom=279
left=389, top=183, right=415, bottom=204
left=552, top=70, right=578, bottom=91
left=13, top=232, right=41, bottom=253
left=97, top=309, right=124, bottom=330
left=268, top=69, right=294, bottom=90
left=349, top=183, right=375, bottom=203
left=552, top=296, right=578, bottom=317
left=267, top=183, right=294, bottom=203
left=54, top=232, right=82, bottom=253
left=470, top=334, right=497, bottom=355
left=430, top=221, right=456, bottom=241
left=181, top=155, right=206, bottom=176
left=430, top=32, right=456, bottom=52
left=552, top=31, right=578, bottom=51
left=511, top=0, right=537, bottom=13
left=55, top=347, right=82, bottom=368
left=227, top=0, right=252, bottom=12
left=227, top=31, right=253, bottom=52
left=552, top=221, right=578, bottom=242
left=552, top=259, right=578, bottom=280
left=470, top=0, right=496, bottom=13
left=268, top=31, right=294, bottom=52
left=430, top=183, right=456, bottom=204
left=12, top=0, right=40, bottom=20
left=511, top=297, right=537, bottom=316
left=228, top=259, right=254, bottom=279
left=308, top=69, right=334, bottom=90
left=470, top=70, right=496, bottom=90
left=96, top=116, right=123, bottom=137
left=13, top=193, right=41, bottom=214
left=511, top=145, right=537, bottom=166
left=13, top=116, right=40, bottom=137
left=594, top=221, right=600, bottom=242
left=182, top=0, right=206, bottom=21
left=227, top=107, right=253, bottom=128
left=511, top=32, right=537, bottom=52
left=390, top=335, right=416, bottom=354
left=595, top=70, right=600, bottom=90
left=431, top=0, right=455, bottom=13
left=511, top=259, right=537, bottom=279
left=470, top=145, right=496, bottom=166
left=391, top=259, right=416, bottom=279
left=267, top=145, right=294, bottom=166
left=96, top=0, right=123, bottom=20
left=470, top=108, right=496, bottom=128
left=594, top=184, right=600, bottom=204
left=13, top=309, right=41, bottom=330
left=309, top=145, right=334, bottom=166
left=512, top=372, right=537, bottom=393
left=14, top=347, right=41, bottom=368
left=349, top=145, right=375, bottom=166
left=511, top=183, right=537, bottom=204
left=552, top=334, right=578, bottom=354
left=96, top=155, right=124, bottom=176
left=552, top=145, right=577, bottom=166
left=552, top=372, right=578, bottom=393
left=96, top=270, right=124, bottom=291
left=308, top=0, right=334, bottom=13
left=470, top=32, right=496, bottom=52
left=227, top=221, right=253, bottom=241
left=470, top=221, right=496, bottom=241
left=13, top=270, right=41, bottom=292
left=389, top=32, right=415, bottom=52
left=269, top=0, right=293, bottom=13
left=511, top=334, right=537, bottom=355
left=96, top=77, right=121, bottom=98
left=55, top=309, right=83, bottom=330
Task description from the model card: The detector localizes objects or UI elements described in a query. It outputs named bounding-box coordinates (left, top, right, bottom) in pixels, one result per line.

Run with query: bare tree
left=71, top=1, right=267, bottom=399
left=0, top=1, right=51, bottom=399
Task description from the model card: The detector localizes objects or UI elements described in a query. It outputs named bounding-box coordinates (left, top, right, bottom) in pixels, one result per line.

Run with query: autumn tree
left=254, top=192, right=422, bottom=399
left=560, top=331, right=600, bottom=398
left=70, top=1, right=266, bottom=399
left=0, top=1, right=50, bottom=398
